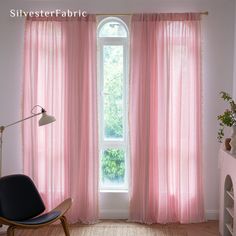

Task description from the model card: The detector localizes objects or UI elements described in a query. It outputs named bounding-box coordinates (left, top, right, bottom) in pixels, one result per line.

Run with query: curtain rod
left=96, top=11, right=208, bottom=16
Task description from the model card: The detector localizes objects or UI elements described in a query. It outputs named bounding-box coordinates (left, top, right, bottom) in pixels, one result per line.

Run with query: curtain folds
left=23, top=12, right=205, bottom=225
left=129, top=13, right=205, bottom=224
left=22, top=15, right=98, bottom=224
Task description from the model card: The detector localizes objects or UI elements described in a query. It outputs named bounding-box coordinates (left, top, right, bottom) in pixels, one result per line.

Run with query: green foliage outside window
left=101, top=149, right=125, bottom=182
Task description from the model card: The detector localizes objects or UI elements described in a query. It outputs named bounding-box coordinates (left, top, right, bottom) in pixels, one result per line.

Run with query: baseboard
left=100, top=209, right=219, bottom=220
left=99, top=209, right=129, bottom=219
left=205, top=210, right=219, bottom=220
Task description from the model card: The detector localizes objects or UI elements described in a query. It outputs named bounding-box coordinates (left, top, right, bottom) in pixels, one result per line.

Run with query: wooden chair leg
left=7, top=226, right=15, bottom=236
left=60, top=216, right=70, bottom=236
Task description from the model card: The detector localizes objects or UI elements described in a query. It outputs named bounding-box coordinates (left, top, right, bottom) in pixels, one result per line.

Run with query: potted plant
left=217, top=91, right=236, bottom=152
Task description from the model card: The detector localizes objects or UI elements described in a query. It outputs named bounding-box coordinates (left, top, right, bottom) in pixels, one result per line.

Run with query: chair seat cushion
left=15, top=211, right=61, bottom=225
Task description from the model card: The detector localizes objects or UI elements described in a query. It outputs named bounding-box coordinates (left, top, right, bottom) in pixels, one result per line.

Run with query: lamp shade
left=39, top=112, right=56, bottom=126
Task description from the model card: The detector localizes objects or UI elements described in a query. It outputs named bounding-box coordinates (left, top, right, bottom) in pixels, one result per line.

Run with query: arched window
left=97, top=17, right=129, bottom=190
left=99, top=20, right=128, bottom=37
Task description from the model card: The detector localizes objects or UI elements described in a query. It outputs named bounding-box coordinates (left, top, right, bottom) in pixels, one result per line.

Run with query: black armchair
left=0, top=174, right=71, bottom=236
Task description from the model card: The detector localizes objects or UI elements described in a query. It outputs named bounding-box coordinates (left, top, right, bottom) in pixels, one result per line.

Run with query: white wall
left=233, top=1, right=236, bottom=100
left=0, top=0, right=235, bottom=220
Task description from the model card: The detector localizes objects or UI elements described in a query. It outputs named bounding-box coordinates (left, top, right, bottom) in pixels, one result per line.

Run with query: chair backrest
left=0, top=174, right=45, bottom=221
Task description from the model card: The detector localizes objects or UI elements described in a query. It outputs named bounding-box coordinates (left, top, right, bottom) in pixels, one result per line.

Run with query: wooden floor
left=173, top=220, right=219, bottom=236
left=0, top=220, right=219, bottom=236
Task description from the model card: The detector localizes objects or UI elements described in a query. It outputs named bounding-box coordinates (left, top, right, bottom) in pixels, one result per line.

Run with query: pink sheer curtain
left=22, top=15, right=98, bottom=224
left=129, top=13, right=204, bottom=224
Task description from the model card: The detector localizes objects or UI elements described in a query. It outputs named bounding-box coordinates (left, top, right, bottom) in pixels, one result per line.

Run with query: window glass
left=98, top=17, right=128, bottom=190
left=103, top=45, right=124, bottom=139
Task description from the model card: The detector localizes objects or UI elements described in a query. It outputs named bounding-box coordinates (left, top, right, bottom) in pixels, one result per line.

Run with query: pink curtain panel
left=129, top=13, right=205, bottom=224
left=22, top=15, right=98, bottom=224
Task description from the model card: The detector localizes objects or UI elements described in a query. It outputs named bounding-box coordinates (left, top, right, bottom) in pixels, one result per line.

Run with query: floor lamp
left=0, top=105, right=56, bottom=177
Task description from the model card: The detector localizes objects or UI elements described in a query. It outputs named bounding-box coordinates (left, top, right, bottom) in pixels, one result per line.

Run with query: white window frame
left=97, top=17, right=129, bottom=191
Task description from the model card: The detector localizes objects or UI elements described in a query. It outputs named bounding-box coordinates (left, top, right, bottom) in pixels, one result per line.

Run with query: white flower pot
left=230, top=125, right=236, bottom=154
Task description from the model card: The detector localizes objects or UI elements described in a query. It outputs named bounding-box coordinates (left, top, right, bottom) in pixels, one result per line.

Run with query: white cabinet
left=224, top=176, right=234, bottom=235
left=219, top=149, right=236, bottom=236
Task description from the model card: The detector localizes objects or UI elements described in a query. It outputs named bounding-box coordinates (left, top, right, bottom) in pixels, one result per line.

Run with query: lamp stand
left=0, top=108, right=55, bottom=178
left=0, top=128, right=7, bottom=233
left=0, top=126, right=4, bottom=177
